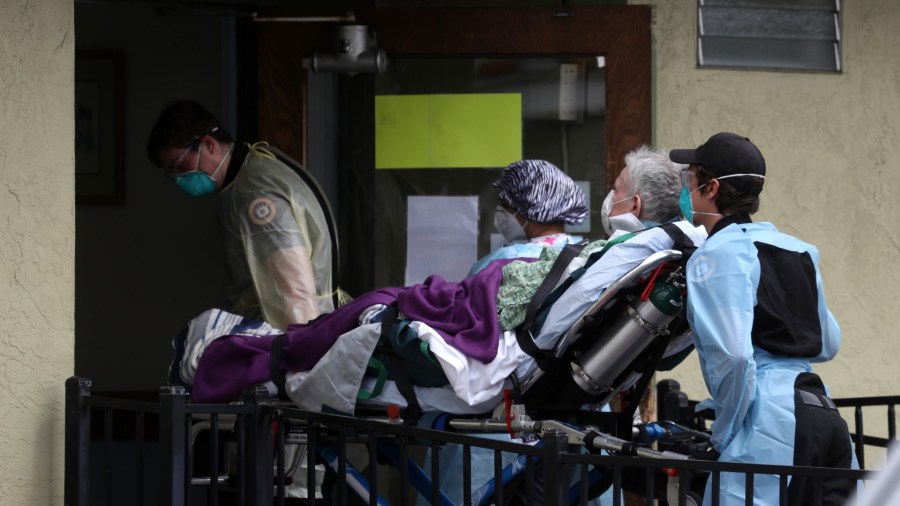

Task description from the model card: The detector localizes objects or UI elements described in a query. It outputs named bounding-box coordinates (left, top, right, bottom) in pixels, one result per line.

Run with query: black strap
left=583, top=430, right=603, bottom=454
left=515, top=241, right=586, bottom=371
left=384, top=354, right=421, bottom=424
left=269, top=333, right=290, bottom=401
left=378, top=304, right=399, bottom=345
left=658, top=222, right=696, bottom=262
left=377, top=305, right=422, bottom=424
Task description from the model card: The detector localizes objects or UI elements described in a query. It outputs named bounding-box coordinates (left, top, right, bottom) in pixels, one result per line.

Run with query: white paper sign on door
left=405, top=195, right=478, bottom=285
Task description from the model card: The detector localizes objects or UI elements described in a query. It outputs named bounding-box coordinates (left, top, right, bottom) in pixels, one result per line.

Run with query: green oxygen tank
left=649, top=274, right=685, bottom=317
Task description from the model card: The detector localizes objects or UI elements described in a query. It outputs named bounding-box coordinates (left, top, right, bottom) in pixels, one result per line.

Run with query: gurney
left=174, top=245, right=692, bottom=415
left=168, top=226, right=709, bottom=504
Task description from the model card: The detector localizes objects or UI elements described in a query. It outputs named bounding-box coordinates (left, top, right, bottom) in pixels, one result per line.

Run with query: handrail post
left=159, top=385, right=188, bottom=506
left=888, top=404, right=896, bottom=441
left=65, top=376, right=92, bottom=506
left=854, top=406, right=865, bottom=469
left=542, top=429, right=569, bottom=506
left=242, top=386, right=274, bottom=505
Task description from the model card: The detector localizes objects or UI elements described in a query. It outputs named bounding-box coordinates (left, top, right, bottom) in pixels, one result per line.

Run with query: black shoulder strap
left=515, top=241, right=586, bottom=371
left=658, top=223, right=697, bottom=262
left=269, top=333, right=290, bottom=401
left=377, top=304, right=422, bottom=424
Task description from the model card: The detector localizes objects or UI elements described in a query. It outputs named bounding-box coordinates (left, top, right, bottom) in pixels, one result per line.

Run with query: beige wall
left=2, top=0, right=896, bottom=499
left=640, top=0, right=900, bottom=460
left=0, top=0, right=74, bottom=503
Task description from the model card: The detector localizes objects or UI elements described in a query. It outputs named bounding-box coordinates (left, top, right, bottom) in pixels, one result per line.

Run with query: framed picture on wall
left=75, top=52, right=124, bottom=204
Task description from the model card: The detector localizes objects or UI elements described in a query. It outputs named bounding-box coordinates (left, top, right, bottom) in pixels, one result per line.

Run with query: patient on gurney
left=169, top=146, right=705, bottom=419
left=469, top=159, right=588, bottom=276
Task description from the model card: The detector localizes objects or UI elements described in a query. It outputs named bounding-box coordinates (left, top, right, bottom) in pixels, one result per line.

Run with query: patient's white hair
left=623, top=145, right=684, bottom=223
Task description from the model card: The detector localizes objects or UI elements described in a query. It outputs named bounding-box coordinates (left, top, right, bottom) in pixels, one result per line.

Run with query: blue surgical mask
left=175, top=170, right=218, bottom=197
left=680, top=182, right=722, bottom=224
left=679, top=185, right=697, bottom=224
left=173, top=143, right=233, bottom=197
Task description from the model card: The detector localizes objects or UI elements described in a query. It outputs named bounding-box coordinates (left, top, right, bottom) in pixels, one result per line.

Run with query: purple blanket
left=192, top=258, right=521, bottom=403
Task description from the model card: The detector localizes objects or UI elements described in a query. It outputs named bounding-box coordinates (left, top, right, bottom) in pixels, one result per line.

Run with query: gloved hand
left=689, top=448, right=721, bottom=461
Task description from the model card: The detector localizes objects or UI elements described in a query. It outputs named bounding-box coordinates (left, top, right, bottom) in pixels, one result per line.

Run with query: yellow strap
left=317, top=287, right=354, bottom=307
left=247, top=141, right=277, bottom=160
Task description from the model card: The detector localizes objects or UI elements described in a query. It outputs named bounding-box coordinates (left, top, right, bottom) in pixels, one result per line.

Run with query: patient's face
left=610, top=166, right=637, bottom=217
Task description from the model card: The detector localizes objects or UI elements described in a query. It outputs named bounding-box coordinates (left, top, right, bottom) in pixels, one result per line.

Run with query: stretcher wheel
left=683, top=491, right=702, bottom=506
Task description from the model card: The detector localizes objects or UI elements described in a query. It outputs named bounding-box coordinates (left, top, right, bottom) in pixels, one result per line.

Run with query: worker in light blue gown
left=671, top=132, right=856, bottom=506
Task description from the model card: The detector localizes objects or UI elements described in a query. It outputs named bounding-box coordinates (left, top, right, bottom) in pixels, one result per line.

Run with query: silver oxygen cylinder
left=570, top=276, right=683, bottom=395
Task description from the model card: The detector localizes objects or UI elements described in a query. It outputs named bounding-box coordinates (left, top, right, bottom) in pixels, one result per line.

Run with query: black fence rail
left=833, top=395, right=899, bottom=469
left=65, top=376, right=891, bottom=506
left=65, top=377, right=274, bottom=506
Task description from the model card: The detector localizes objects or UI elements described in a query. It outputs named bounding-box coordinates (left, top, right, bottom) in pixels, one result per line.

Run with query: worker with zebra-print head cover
left=469, top=159, right=588, bottom=276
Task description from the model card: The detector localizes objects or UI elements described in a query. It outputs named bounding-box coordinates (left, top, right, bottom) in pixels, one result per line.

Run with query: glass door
left=258, top=5, right=652, bottom=296
left=369, top=57, right=606, bottom=288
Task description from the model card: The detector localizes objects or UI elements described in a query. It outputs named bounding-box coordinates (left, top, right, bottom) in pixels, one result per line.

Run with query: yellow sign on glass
left=375, top=93, right=522, bottom=169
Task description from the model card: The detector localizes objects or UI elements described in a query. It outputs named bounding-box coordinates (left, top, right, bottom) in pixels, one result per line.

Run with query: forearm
left=258, top=246, right=320, bottom=328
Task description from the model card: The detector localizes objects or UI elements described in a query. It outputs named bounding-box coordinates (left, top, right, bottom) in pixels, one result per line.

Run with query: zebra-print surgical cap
left=493, top=160, right=588, bottom=225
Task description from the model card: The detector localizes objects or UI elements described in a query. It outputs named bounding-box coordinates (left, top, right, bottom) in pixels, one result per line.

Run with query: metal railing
left=833, top=395, right=899, bottom=469
left=65, top=377, right=273, bottom=506
left=65, top=376, right=892, bottom=506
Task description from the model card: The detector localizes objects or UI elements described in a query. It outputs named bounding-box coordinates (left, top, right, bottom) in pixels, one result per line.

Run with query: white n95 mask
left=493, top=206, right=527, bottom=243
left=601, top=190, right=643, bottom=236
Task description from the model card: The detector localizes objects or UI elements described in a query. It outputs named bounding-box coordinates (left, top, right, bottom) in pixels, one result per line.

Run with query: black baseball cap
left=670, top=132, right=766, bottom=193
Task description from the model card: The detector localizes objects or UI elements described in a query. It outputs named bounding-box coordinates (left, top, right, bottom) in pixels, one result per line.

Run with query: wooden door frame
left=257, top=5, right=651, bottom=191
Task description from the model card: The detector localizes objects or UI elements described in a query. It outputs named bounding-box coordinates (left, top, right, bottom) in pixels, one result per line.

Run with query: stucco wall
left=641, top=0, right=900, bottom=459
left=0, top=0, right=74, bottom=503
left=7, top=2, right=892, bottom=498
